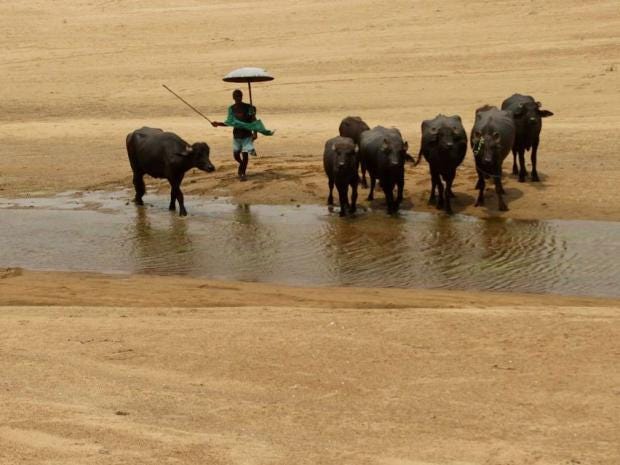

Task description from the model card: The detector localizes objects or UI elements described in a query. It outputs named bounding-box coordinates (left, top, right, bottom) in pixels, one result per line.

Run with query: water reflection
left=227, top=203, right=276, bottom=281
left=128, top=207, right=194, bottom=275
left=321, top=213, right=410, bottom=287
left=0, top=192, right=619, bottom=298
left=419, top=214, right=470, bottom=286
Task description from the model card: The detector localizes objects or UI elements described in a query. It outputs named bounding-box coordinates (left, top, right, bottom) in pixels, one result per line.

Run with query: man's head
left=232, top=89, right=243, bottom=103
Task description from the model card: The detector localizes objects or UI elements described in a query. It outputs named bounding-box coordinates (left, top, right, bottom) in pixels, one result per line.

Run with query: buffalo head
left=425, top=117, right=464, bottom=151
left=381, top=138, right=409, bottom=168
left=472, top=130, right=503, bottom=172
left=331, top=139, right=357, bottom=174
left=182, top=142, right=215, bottom=172
left=511, top=100, right=554, bottom=126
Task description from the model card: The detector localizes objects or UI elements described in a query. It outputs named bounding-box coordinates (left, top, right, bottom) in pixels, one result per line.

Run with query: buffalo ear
left=403, top=140, right=409, bottom=151
left=538, top=109, right=554, bottom=117
left=176, top=145, right=193, bottom=157
left=404, top=153, right=415, bottom=163
left=179, top=145, right=193, bottom=157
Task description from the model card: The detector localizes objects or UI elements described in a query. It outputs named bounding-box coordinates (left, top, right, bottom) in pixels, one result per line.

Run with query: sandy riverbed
left=1, top=1, right=620, bottom=464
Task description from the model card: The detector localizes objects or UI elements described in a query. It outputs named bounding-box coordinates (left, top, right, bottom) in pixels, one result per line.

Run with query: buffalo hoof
left=367, top=195, right=374, bottom=201
left=339, top=210, right=346, bottom=217
left=327, top=196, right=333, bottom=206
left=179, top=211, right=187, bottom=217
left=499, top=203, right=508, bottom=212
left=532, top=173, right=540, bottom=182
left=475, top=198, right=484, bottom=207
left=134, top=198, right=144, bottom=206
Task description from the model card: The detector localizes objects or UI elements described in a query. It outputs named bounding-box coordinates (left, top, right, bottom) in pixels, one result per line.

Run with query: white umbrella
left=223, top=67, right=274, bottom=105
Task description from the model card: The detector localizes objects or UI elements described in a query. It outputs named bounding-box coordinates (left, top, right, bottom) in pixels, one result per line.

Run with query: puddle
left=1, top=190, right=619, bottom=297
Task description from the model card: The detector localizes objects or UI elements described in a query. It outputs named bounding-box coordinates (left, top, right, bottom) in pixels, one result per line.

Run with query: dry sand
left=1, top=1, right=620, bottom=464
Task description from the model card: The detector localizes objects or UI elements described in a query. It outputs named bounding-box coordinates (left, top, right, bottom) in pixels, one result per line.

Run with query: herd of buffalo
left=126, top=93, right=553, bottom=217
left=329, top=92, right=553, bottom=216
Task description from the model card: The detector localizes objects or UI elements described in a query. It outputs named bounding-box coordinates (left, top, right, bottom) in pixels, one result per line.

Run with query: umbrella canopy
left=223, top=67, right=274, bottom=83
left=223, top=67, right=274, bottom=104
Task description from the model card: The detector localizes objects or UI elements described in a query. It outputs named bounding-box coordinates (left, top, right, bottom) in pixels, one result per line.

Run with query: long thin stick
left=162, top=84, right=213, bottom=123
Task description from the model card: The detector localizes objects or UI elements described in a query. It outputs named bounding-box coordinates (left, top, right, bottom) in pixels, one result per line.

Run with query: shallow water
left=1, top=190, right=619, bottom=297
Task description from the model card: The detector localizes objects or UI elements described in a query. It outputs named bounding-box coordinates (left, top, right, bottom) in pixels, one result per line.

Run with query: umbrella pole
left=248, top=81, right=253, bottom=106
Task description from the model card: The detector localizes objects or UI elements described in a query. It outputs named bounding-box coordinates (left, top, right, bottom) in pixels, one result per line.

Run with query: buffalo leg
left=133, top=173, right=145, bottom=205
left=169, top=187, right=176, bottom=211
left=396, top=173, right=404, bottom=210
left=360, top=159, right=368, bottom=188
left=428, top=167, right=437, bottom=204
left=512, top=149, right=518, bottom=175
left=494, top=176, right=508, bottom=211
left=368, top=176, right=376, bottom=201
left=445, top=172, right=455, bottom=214
left=475, top=171, right=485, bottom=207
left=350, top=180, right=358, bottom=214
left=518, top=148, right=527, bottom=182
left=531, top=138, right=540, bottom=182
left=327, top=177, right=334, bottom=205
left=433, top=169, right=444, bottom=210
left=337, top=184, right=349, bottom=217
left=382, top=180, right=395, bottom=214
left=446, top=168, right=456, bottom=198
left=176, top=186, right=187, bottom=216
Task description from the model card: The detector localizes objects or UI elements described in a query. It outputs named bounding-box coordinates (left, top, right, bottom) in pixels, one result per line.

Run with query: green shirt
left=225, top=105, right=275, bottom=136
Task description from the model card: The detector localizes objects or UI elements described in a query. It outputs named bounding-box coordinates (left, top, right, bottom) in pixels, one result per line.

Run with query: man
left=211, top=89, right=259, bottom=181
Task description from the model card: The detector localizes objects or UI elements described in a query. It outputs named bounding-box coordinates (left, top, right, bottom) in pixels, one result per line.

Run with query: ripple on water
left=0, top=191, right=619, bottom=297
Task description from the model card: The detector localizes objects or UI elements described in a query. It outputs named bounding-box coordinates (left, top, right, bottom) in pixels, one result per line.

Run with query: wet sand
left=1, top=1, right=620, bottom=464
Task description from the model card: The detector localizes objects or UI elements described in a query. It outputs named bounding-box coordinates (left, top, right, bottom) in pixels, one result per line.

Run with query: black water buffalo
left=470, top=106, right=516, bottom=211
left=339, top=116, right=370, bottom=187
left=323, top=136, right=358, bottom=217
left=418, top=114, right=467, bottom=214
left=501, top=93, right=554, bottom=182
left=359, top=126, right=409, bottom=214
left=126, top=127, right=215, bottom=216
